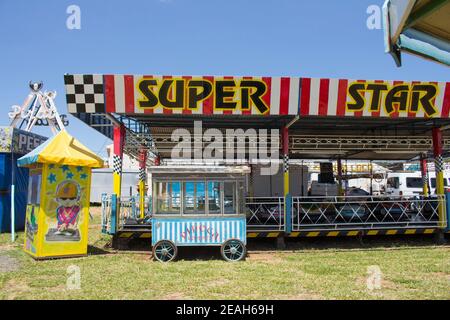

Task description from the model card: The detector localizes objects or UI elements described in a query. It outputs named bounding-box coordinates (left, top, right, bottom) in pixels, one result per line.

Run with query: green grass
left=0, top=209, right=449, bottom=300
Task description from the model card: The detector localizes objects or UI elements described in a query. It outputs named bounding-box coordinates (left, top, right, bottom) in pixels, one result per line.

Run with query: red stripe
left=222, top=76, right=234, bottom=115
left=142, top=75, right=154, bottom=114
left=279, top=77, right=290, bottom=115
left=242, top=76, right=252, bottom=115
left=441, top=83, right=450, bottom=118
left=353, top=80, right=365, bottom=117
left=408, top=81, right=419, bottom=118
left=318, top=78, right=330, bottom=116
left=203, top=76, right=214, bottom=115
left=162, top=75, right=173, bottom=115
left=104, top=75, right=116, bottom=113
left=300, top=78, right=311, bottom=116
left=336, top=79, right=348, bottom=116
left=182, top=76, right=192, bottom=115
left=429, top=81, right=438, bottom=119
left=371, top=80, right=384, bottom=117
left=124, top=75, right=134, bottom=114
left=390, top=80, right=402, bottom=118
left=262, top=77, right=272, bottom=115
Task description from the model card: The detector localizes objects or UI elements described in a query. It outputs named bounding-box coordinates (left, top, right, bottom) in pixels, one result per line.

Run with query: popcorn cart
left=150, top=166, right=249, bottom=262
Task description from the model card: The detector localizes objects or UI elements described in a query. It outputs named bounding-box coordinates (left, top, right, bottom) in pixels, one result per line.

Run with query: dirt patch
left=207, top=278, right=230, bottom=287
left=3, top=279, right=30, bottom=300
left=246, top=252, right=284, bottom=264
left=163, top=292, right=189, bottom=300
left=0, top=244, right=19, bottom=251
left=428, top=272, right=450, bottom=281
left=0, top=254, right=20, bottom=273
left=279, top=293, right=323, bottom=300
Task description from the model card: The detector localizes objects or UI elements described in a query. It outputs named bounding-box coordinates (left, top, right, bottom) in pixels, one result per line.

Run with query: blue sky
left=0, top=0, right=449, bottom=157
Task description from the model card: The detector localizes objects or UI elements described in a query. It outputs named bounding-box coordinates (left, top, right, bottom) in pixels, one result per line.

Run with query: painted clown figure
left=56, top=181, right=81, bottom=233
left=46, top=180, right=82, bottom=241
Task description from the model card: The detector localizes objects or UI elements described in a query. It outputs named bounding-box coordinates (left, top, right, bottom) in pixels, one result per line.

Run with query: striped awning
left=64, top=74, right=450, bottom=119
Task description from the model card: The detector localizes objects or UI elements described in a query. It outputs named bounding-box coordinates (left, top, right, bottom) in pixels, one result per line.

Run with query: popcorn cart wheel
left=220, top=239, right=246, bottom=262
left=152, top=240, right=178, bottom=262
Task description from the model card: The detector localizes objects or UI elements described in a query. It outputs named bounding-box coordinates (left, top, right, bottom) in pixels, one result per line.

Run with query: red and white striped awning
left=64, top=74, right=450, bottom=119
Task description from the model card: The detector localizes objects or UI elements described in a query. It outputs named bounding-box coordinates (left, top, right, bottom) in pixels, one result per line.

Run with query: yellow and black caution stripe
left=286, top=228, right=438, bottom=238
left=247, top=232, right=282, bottom=238
left=118, top=231, right=152, bottom=239
left=116, top=228, right=445, bottom=240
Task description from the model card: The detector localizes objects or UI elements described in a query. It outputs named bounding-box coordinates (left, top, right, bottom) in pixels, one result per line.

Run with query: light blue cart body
left=152, top=216, right=246, bottom=246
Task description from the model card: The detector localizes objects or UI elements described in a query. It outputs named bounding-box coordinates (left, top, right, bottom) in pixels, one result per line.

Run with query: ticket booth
left=18, top=130, right=103, bottom=259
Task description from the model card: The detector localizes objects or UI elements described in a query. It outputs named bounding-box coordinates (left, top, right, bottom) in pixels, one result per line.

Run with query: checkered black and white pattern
left=283, top=154, right=289, bottom=173
left=435, top=155, right=444, bottom=172
left=139, top=167, right=146, bottom=182
left=113, top=155, right=122, bottom=174
left=422, top=172, right=429, bottom=186
left=64, top=74, right=105, bottom=113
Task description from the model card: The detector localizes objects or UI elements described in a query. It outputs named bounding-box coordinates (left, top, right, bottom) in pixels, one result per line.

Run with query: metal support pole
left=10, top=184, right=15, bottom=242
left=432, top=127, right=446, bottom=228
left=113, top=124, right=126, bottom=231
left=10, top=152, right=15, bottom=242
left=110, top=194, right=117, bottom=235
left=282, top=127, right=291, bottom=233
left=420, top=153, right=429, bottom=197
left=337, top=158, right=343, bottom=196
left=138, top=148, right=147, bottom=219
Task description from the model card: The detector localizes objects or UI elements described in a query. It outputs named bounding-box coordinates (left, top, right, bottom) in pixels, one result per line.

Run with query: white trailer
left=251, top=164, right=308, bottom=197
left=90, top=168, right=141, bottom=203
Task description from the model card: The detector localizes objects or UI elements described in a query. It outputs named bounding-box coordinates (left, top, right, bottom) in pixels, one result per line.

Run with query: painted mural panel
left=24, top=164, right=42, bottom=256
left=24, top=163, right=92, bottom=258
left=39, top=164, right=91, bottom=257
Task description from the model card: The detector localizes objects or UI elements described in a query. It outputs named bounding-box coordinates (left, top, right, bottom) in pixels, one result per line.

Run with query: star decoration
left=66, top=172, right=74, bottom=179
left=76, top=166, right=83, bottom=172
left=80, top=173, right=88, bottom=180
left=60, top=165, right=70, bottom=172
left=47, top=173, right=56, bottom=184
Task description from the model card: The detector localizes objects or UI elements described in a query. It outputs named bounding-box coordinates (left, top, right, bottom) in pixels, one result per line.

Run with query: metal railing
left=291, top=195, right=445, bottom=231
left=101, top=194, right=152, bottom=233
left=101, top=193, right=446, bottom=235
left=118, top=195, right=152, bottom=229
left=101, top=193, right=113, bottom=234
left=245, top=197, right=285, bottom=231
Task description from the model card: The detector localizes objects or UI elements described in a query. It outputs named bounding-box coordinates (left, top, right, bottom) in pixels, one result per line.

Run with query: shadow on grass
left=112, top=234, right=448, bottom=261
left=250, top=234, right=448, bottom=253
left=87, top=245, right=112, bottom=256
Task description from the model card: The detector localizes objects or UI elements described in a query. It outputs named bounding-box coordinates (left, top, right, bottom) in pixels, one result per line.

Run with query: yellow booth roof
left=18, top=130, right=104, bottom=168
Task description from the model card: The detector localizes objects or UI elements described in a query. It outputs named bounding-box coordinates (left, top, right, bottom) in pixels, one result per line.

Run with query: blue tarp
left=0, top=153, right=29, bottom=232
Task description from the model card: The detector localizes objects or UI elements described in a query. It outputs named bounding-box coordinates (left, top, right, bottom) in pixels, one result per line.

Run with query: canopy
left=383, top=0, right=450, bottom=66
left=18, top=130, right=104, bottom=168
